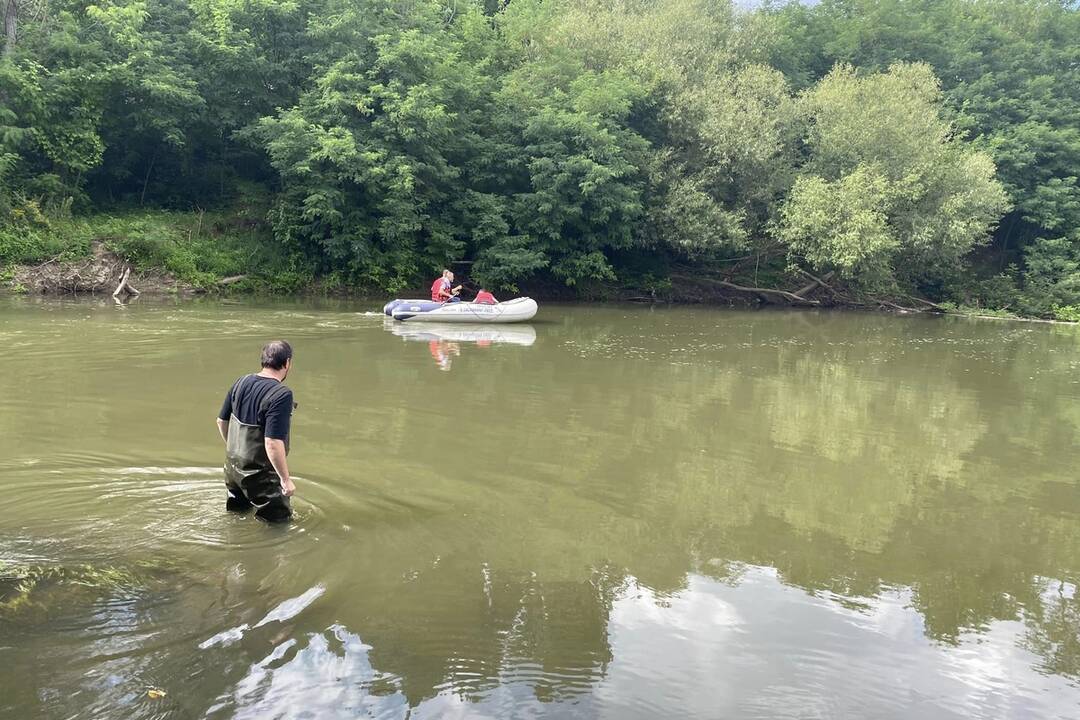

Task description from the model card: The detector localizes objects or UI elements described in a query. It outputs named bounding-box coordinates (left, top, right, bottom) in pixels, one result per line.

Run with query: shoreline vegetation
left=3, top=0, right=1079, bottom=321
left=0, top=205, right=1063, bottom=323
left=0, top=220, right=1048, bottom=327
left=0, top=203, right=1045, bottom=324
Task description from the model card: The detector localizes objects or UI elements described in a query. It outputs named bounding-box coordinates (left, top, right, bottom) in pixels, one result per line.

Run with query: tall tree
left=2, top=0, right=17, bottom=58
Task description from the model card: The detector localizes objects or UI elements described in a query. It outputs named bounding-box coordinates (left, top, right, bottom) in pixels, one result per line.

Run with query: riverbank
left=1, top=208, right=1070, bottom=322
left=0, top=207, right=307, bottom=296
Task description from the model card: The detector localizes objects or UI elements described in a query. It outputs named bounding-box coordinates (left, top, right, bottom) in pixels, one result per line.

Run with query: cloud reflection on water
left=202, top=569, right=1080, bottom=720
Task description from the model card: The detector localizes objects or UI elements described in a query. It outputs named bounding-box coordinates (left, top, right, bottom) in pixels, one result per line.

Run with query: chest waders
left=224, top=376, right=292, bottom=522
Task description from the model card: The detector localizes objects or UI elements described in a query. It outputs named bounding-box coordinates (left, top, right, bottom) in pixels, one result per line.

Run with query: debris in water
left=198, top=623, right=250, bottom=649
left=147, top=688, right=167, bottom=699
left=253, top=585, right=326, bottom=628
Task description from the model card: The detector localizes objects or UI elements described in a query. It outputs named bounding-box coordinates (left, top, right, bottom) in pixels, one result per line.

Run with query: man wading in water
left=216, top=340, right=296, bottom=522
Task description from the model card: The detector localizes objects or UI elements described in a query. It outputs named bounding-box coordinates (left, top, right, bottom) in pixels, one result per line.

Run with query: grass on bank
left=0, top=204, right=313, bottom=293
left=935, top=298, right=1080, bottom=323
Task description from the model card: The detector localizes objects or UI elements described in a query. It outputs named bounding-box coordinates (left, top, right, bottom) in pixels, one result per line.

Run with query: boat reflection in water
left=385, top=320, right=537, bottom=370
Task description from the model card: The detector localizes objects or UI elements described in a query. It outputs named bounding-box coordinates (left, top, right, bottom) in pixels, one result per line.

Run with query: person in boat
left=216, top=340, right=296, bottom=522
left=474, top=288, right=498, bottom=305
left=431, top=269, right=462, bottom=303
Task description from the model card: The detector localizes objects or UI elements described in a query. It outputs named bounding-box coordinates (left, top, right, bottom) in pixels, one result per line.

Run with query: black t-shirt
left=218, top=374, right=294, bottom=440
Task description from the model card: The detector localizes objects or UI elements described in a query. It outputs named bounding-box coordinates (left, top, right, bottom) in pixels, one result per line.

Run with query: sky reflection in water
left=197, top=570, right=1079, bottom=720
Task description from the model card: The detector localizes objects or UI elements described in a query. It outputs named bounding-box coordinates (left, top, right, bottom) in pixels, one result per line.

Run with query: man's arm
left=264, top=438, right=295, bottom=497
left=263, top=387, right=295, bottom=497
left=217, top=380, right=236, bottom=443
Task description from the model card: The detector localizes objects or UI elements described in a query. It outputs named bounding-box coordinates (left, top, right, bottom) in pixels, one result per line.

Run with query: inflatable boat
left=382, top=299, right=428, bottom=316
left=383, top=297, right=538, bottom=323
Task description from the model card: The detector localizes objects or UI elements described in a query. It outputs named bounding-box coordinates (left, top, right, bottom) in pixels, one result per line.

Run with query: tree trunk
left=687, top=277, right=822, bottom=306
left=112, top=266, right=140, bottom=300
left=140, top=150, right=157, bottom=205
left=2, top=0, right=17, bottom=58
left=793, top=271, right=835, bottom=299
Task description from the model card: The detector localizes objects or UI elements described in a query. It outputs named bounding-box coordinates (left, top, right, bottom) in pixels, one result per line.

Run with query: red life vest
left=431, top=278, right=448, bottom=301
left=475, top=290, right=497, bottom=305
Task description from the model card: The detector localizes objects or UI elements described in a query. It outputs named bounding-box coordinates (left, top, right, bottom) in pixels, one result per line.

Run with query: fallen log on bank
left=876, top=299, right=921, bottom=313
left=668, top=270, right=963, bottom=315
left=670, top=272, right=821, bottom=305
left=672, top=274, right=822, bottom=306
left=902, top=295, right=949, bottom=313
left=793, top=270, right=836, bottom=299
left=713, top=279, right=821, bottom=305
left=112, top=266, right=140, bottom=299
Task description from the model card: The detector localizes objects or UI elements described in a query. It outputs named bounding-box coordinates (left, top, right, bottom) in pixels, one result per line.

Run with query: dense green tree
left=252, top=0, right=511, bottom=289
left=0, top=2, right=109, bottom=210
left=779, top=63, right=1008, bottom=290
left=759, top=0, right=1080, bottom=310
left=491, top=1, right=653, bottom=286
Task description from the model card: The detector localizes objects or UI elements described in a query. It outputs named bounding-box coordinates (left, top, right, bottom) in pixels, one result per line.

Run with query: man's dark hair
left=261, top=340, right=293, bottom=370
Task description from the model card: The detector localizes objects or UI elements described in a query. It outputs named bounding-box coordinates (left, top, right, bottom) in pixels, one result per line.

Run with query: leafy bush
left=1051, top=305, right=1080, bottom=323
left=1016, top=236, right=1080, bottom=317
left=937, top=302, right=1018, bottom=319
left=0, top=195, right=80, bottom=265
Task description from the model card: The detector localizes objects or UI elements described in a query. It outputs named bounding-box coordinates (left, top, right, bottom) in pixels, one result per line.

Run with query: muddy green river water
left=2, top=297, right=1080, bottom=719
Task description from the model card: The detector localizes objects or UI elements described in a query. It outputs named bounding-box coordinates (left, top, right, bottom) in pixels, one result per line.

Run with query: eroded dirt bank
left=9, top=242, right=192, bottom=296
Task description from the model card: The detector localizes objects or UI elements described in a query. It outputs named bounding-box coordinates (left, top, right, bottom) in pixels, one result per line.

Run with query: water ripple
left=3, top=459, right=332, bottom=556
